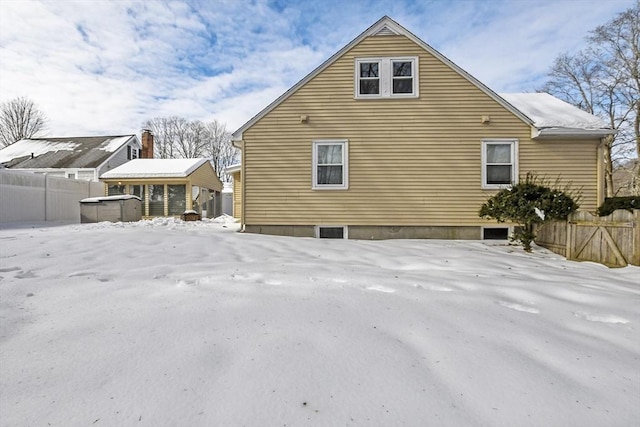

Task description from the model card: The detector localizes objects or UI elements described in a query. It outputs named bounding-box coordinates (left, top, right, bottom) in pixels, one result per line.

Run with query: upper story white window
left=355, top=57, right=418, bottom=98
left=481, top=139, right=518, bottom=189
left=312, top=140, right=348, bottom=190
left=127, top=146, right=138, bottom=160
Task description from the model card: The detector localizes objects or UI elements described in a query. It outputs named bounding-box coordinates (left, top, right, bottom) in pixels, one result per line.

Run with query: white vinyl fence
left=0, top=169, right=104, bottom=223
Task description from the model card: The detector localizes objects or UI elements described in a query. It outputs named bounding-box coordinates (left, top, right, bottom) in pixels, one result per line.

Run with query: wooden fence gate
left=535, top=210, right=639, bottom=268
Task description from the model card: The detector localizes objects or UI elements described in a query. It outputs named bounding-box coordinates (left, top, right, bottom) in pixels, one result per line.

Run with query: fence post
left=565, top=214, right=573, bottom=260
left=44, top=174, right=48, bottom=221
left=633, top=210, right=640, bottom=266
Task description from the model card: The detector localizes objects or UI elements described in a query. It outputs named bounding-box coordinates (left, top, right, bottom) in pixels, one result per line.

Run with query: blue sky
left=0, top=0, right=633, bottom=137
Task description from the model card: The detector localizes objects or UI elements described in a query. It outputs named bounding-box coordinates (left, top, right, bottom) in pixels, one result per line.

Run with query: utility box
left=181, top=210, right=201, bottom=221
left=80, top=195, right=141, bottom=223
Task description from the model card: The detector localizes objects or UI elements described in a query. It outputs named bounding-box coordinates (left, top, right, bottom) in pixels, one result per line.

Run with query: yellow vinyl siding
left=232, top=170, right=242, bottom=220
left=242, top=35, right=600, bottom=227
left=189, top=164, right=223, bottom=192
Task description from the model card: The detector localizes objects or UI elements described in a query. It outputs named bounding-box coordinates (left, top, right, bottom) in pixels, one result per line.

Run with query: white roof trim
left=232, top=16, right=533, bottom=141
left=532, top=128, right=615, bottom=139
left=225, top=163, right=241, bottom=173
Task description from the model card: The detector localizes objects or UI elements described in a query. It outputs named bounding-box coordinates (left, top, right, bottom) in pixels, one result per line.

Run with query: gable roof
left=100, top=158, right=210, bottom=179
left=232, top=16, right=533, bottom=142
left=499, top=93, right=613, bottom=138
left=0, top=135, right=138, bottom=169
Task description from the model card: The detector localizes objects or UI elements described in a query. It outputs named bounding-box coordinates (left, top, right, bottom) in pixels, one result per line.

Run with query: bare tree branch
left=0, top=97, right=47, bottom=147
left=142, top=116, right=238, bottom=181
left=540, top=1, right=639, bottom=196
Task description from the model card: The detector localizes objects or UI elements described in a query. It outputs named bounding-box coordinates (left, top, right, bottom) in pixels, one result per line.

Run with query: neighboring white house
left=0, top=135, right=142, bottom=182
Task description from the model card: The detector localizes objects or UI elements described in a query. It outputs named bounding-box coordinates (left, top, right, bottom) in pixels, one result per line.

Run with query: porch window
left=108, top=184, right=126, bottom=196
left=148, top=184, right=165, bottom=216
left=130, top=184, right=144, bottom=200
left=168, top=185, right=186, bottom=215
left=312, top=140, right=348, bottom=189
left=482, top=139, right=518, bottom=189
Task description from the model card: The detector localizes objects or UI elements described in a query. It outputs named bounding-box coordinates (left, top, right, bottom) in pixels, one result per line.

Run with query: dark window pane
left=319, top=227, right=344, bottom=238
left=317, top=165, right=343, bottom=185
left=487, top=165, right=512, bottom=184
left=360, top=80, right=379, bottom=95
left=392, top=78, right=413, bottom=94
left=393, top=61, right=412, bottom=76
left=360, top=62, right=378, bottom=77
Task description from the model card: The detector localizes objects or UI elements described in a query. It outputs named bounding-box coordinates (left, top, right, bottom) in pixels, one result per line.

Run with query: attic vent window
left=355, top=57, right=418, bottom=98
left=374, top=26, right=399, bottom=36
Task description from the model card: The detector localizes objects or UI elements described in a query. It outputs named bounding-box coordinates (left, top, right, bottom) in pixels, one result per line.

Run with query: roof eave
left=225, top=163, right=241, bottom=173
left=531, top=127, right=616, bottom=139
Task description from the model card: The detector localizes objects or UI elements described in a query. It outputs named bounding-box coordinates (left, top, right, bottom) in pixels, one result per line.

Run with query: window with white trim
left=355, top=57, right=418, bottom=98
left=312, top=140, right=348, bottom=189
left=481, top=139, right=518, bottom=189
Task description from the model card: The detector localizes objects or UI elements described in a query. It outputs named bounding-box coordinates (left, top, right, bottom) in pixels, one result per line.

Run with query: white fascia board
left=531, top=127, right=616, bottom=139
left=225, top=164, right=241, bottom=173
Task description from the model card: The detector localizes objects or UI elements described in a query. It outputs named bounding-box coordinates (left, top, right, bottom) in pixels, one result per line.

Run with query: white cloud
left=0, top=0, right=632, bottom=137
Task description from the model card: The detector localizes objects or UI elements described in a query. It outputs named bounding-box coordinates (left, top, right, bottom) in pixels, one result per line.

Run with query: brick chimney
left=141, top=129, right=154, bottom=158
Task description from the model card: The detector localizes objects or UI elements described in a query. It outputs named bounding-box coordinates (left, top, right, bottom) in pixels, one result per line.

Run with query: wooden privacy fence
left=535, top=210, right=640, bottom=268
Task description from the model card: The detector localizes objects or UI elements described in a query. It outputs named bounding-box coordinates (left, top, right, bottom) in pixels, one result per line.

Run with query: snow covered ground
left=1, top=217, right=638, bottom=426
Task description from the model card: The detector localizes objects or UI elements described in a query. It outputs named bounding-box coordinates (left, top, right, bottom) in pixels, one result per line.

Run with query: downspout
left=596, top=138, right=605, bottom=208
left=44, top=173, right=48, bottom=221
left=240, top=140, right=246, bottom=231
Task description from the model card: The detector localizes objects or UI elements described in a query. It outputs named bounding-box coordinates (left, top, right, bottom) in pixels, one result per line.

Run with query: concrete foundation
left=244, top=224, right=482, bottom=240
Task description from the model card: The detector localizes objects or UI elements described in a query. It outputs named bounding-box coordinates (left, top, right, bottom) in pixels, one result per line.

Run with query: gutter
left=531, top=127, right=616, bottom=139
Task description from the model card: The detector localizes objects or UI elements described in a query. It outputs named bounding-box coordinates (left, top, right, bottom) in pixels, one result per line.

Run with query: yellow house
left=225, top=163, right=242, bottom=220
left=231, top=16, right=613, bottom=239
left=100, top=158, right=223, bottom=218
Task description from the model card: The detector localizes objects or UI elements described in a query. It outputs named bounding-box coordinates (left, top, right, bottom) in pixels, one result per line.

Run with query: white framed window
left=481, top=139, right=518, bottom=189
left=355, top=57, right=418, bottom=98
left=312, top=140, right=348, bottom=190
left=127, top=146, right=139, bottom=160
left=315, top=225, right=348, bottom=239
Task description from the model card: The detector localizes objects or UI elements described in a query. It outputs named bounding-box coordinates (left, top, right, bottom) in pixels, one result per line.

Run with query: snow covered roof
left=100, top=158, right=210, bottom=179
left=0, top=135, right=137, bottom=168
left=80, top=195, right=141, bottom=203
left=500, top=93, right=613, bottom=138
